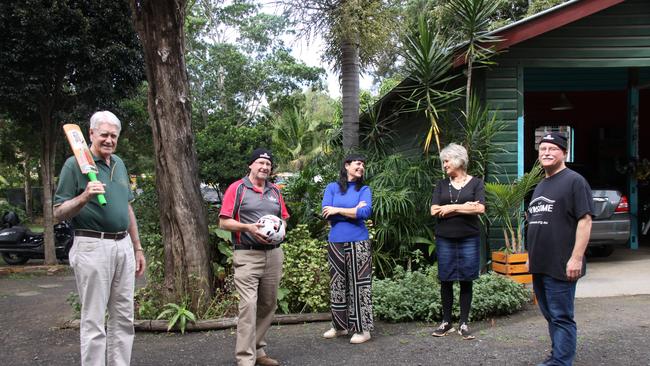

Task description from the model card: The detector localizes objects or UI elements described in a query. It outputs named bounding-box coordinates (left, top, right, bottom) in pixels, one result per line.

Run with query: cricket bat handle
left=86, top=171, right=107, bottom=206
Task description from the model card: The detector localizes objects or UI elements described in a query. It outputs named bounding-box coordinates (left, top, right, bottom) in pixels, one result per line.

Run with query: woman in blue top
left=321, top=154, right=373, bottom=344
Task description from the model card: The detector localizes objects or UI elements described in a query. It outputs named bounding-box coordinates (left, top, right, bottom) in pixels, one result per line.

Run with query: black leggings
left=440, top=280, right=473, bottom=324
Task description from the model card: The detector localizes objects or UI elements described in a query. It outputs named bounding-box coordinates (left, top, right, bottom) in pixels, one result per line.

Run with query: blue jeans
left=533, top=274, right=577, bottom=366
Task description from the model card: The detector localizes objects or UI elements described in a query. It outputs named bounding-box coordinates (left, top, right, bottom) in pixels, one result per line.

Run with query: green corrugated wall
left=483, top=0, right=650, bottom=249
left=485, top=0, right=650, bottom=181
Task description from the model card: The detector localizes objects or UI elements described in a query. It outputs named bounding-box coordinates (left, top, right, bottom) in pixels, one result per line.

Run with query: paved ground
left=577, top=246, right=650, bottom=297
left=2, top=247, right=650, bottom=366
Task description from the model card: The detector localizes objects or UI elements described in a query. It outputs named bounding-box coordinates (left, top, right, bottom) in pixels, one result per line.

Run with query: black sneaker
left=458, top=323, right=475, bottom=340
left=431, top=321, right=455, bottom=337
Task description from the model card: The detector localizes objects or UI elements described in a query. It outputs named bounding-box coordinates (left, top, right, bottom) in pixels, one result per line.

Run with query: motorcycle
left=0, top=211, right=74, bottom=265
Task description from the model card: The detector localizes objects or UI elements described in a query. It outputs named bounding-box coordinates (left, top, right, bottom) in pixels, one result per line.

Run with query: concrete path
left=577, top=246, right=650, bottom=298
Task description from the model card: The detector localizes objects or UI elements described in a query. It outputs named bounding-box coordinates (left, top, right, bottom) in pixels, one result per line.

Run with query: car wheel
left=588, top=246, right=615, bottom=257
left=2, top=253, right=30, bottom=265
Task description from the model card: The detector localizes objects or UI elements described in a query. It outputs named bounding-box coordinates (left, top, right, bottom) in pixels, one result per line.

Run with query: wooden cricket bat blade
left=62, top=124, right=107, bottom=206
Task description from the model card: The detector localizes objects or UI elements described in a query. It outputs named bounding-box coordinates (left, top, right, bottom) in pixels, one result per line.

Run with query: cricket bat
left=62, top=124, right=107, bottom=206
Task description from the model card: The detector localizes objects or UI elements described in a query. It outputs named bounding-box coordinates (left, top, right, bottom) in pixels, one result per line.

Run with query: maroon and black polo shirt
left=219, top=176, right=289, bottom=245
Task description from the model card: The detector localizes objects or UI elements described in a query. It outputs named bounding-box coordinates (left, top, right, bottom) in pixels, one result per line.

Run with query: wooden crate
left=491, top=251, right=532, bottom=284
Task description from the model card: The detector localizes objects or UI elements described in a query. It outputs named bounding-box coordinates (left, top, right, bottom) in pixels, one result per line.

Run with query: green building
left=381, top=0, right=650, bottom=250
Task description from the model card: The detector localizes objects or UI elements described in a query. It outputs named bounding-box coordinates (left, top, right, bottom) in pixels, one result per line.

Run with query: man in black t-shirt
left=526, top=132, right=594, bottom=366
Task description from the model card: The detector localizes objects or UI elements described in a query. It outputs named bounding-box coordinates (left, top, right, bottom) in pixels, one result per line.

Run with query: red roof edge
left=453, top=0, right=625, bottom=67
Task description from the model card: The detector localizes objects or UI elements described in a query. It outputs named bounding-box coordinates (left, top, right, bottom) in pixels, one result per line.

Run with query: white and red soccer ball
left=257, top=215, right=285, bottom=245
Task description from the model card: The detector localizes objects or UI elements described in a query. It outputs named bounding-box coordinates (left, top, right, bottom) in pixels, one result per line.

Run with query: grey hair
left=90, top=111, right=122, bottom=134
left=440, top=143, right=469, bottom=171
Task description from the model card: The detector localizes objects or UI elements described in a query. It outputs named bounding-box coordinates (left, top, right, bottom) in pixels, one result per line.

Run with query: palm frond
left=485, top=163, right=544, bottom=252
left=397, top=14, right=462, bottom=153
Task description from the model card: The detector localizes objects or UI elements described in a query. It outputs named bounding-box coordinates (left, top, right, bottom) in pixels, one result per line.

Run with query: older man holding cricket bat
left=54, top=111, right=146, bottom=366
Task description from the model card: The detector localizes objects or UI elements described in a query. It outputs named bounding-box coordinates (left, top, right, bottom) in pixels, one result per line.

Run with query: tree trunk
left=39, top=106, right=57, bottom=265
left=130, top=0, right=214, bottom=308
left=341, top=38, right=360, bottom=151
left=23, top=152, right=33, bottom=221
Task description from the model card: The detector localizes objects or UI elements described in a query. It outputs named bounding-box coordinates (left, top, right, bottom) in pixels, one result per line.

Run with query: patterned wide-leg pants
left=328, top=240, right=374, bottom=333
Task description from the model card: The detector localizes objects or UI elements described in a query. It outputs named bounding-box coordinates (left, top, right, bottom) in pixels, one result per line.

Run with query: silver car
left=588, top=189, right=631, bottom=257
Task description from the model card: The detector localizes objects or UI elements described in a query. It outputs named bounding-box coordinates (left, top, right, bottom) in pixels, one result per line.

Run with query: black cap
left=539, top=132, right=568, bottom=151
left=249, top=148, right=273, bottom=165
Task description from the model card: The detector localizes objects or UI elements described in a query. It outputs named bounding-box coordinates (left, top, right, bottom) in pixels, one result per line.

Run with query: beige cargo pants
left=233, top=248, right=284, bottom=366
left=69, top=234, right=136, bottom=366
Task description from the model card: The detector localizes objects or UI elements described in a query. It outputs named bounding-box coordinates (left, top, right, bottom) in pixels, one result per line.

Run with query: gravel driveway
left=1, top=271, right=649, bottom=366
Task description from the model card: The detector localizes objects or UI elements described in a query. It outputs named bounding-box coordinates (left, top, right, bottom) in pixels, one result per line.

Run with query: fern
left=156, top=302, right=196, bottom=334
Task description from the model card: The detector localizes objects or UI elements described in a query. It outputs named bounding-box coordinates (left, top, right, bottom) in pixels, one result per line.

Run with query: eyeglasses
left=538, top=146, right=562, bottom=153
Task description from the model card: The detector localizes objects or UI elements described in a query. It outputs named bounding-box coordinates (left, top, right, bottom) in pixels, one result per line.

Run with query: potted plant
left=484, top=163, right=543, bottom=283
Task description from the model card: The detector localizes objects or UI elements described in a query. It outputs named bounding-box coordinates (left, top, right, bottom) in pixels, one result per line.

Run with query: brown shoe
left=256, top=355, right=280, bottom=366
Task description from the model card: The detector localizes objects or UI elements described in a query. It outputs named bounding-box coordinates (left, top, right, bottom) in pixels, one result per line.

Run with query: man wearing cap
left=54, top=111, right=146, bottom=366
left=526, top=132, right=594, bottom=366
left=219, top=148, right=289, bottom=366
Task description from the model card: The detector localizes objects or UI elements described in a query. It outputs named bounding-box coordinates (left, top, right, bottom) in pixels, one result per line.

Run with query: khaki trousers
left=69, top=234, right=136, bottom=366
left=233, top=248, right=284, bottom=366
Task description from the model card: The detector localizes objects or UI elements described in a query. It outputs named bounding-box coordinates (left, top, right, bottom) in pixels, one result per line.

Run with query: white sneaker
left=322, top=328, right=348, bottom=339
left=349, top=331, right=371, bottom=344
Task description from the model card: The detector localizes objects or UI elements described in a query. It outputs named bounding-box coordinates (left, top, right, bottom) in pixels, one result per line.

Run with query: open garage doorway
left=523, top=90, right=629, bottom=191
left=522, top=68, right=650, bottom=249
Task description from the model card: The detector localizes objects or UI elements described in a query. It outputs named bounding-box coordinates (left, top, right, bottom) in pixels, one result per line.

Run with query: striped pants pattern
left=327, top=240, right=374, bottom=333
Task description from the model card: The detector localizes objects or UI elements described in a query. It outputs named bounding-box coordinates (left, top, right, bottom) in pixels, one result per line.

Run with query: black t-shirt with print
left=526, top=168, right=594, bottom=281
left=431, top=177, right=485, bottom=239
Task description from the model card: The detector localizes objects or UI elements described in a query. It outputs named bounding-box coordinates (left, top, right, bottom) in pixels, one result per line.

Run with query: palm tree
left=340, top=37, right=360, bottom=149
left=445, top=0, right=500, bottom=112
left=281, top=0, right=397, bottom=150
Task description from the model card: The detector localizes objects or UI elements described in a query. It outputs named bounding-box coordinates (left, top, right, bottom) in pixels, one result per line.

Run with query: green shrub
left=373, top=266, right=441, bottom=322
left=198, top=274, right=239, bottom=319
left=373, top=266, right=531, bottom=322
left=131, top=175, right=160, bottom=235
left=281, top=158, right=338, bottom=239
left=133, top=232, right=166, bottom=320
left=469, top=272, right=531, bottom=320
left=140, top=233, right=164, bottom=285
left=280, top=225, right=330, bottom=313
left=135, top=286, right=164, bottom=320
left=208, top=224, right=233, bottom=283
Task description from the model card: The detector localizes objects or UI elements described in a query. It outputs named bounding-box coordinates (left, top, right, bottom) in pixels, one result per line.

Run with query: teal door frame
left=628, top=68, right=639, bottom=249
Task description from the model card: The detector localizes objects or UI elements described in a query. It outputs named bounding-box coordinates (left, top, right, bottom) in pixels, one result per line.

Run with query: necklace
left=448, top=176, right=468, bottom=203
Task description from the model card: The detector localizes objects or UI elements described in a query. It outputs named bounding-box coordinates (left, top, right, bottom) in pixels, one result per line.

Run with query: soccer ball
left=257, top=215, right=285, bottom=245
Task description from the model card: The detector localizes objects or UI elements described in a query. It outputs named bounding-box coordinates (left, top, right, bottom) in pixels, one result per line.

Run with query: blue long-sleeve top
left=322, top=181, right=372, bottom=243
